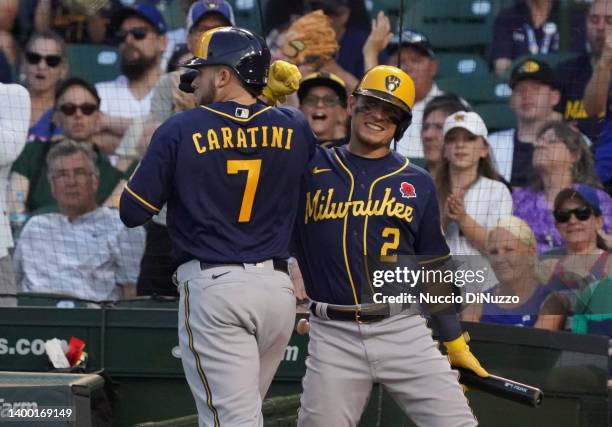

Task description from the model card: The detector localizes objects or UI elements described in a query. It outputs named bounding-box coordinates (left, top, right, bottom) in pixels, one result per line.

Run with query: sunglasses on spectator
left=58, top=103, right=99, bottom=116
left=116, top=27, right=149, bottom=42
left=25, top=52, right=63, bottom=67
left=553, top=207, right=593, bottom=223
left=302, top=94, right=342, bottom=107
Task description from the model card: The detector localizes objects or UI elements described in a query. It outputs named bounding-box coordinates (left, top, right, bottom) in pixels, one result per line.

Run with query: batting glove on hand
left=262, top=60, right=301, bottom=104
left=444, top=332, right=489, bottom=378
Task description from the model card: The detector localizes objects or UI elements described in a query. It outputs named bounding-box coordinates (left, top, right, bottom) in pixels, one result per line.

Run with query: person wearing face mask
left=462, top=216, right=550, bottom=327
left=298, top=71, right=348, bottom=147
left=535, top=185, right=611, bottom=330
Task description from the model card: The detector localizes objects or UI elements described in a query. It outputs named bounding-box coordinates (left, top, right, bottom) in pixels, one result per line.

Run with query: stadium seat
left=435, top=53, right=489, bottom=79
left=437, top=73, right=511, bottom=104
left=474, top=102, right=515, bottom=131
left=422, top=0, right=496, bottom=22
left=67, top=44, right=120, bottom=84
left=411, top=22, right=492, bottom=51
left=157, top=0, right=184, bottom=30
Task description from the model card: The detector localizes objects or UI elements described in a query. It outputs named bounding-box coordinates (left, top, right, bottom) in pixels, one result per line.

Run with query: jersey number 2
left=380, top=227, right=400, bottom=262
left=227, top=159, right=262, bottom=223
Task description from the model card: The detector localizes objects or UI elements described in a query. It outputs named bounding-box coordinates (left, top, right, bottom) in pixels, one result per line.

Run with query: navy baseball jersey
left=121, top=101, right=316, bottom=264
left=293, top=145, right=450, bottom=305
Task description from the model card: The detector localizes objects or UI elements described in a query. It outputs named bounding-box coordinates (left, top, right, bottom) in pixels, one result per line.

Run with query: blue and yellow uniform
left=121, top=101, right=316, bottom=264
left=294, top=65, right=483, bottom=427
left=294, top=145, right=450, bottom=305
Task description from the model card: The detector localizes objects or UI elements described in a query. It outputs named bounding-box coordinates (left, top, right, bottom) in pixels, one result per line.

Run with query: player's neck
left=347, top=139, right=391, bottom=158
left=217, top=86, right=257, bottom=105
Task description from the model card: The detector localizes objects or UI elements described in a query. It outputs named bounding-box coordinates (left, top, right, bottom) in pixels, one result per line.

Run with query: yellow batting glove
left=262, top=60, right=301, bottom=104
left=444, top=333, right=489, bottom=378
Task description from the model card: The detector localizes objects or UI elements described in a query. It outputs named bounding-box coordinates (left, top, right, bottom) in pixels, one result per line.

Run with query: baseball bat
left=456, top=368, right=543, bottom=407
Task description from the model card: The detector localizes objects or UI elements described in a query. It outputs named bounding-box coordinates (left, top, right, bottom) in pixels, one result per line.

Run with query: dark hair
left=423, top=93, right=471, bottom=123
left=25, top=31, right=68, bottom=60
left=167, top=44, right=191, bottom=73
left=54, top=77, right=101, bottom=107
left=531, top=121, right=601, bottom=191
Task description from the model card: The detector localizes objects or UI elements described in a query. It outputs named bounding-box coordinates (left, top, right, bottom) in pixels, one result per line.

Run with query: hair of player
left=423, top=93, right=471, bottom=124
left=489, top=216, right=537, bottom=250
left=529, top=121, right=601, bottom=192
left=46, top=139, right=100, bottom=183
left=24, top=30, right=68, bottom=60
left=54, top=76, right=101, bottom=108
left=434, top=137, right=501, bottom=211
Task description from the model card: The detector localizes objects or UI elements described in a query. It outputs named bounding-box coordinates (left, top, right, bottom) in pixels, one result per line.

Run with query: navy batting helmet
left=183, top=27, right=270, bottom=89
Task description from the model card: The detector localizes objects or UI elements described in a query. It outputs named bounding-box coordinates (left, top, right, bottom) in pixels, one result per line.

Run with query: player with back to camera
left=293, top=65, right=488, bottom=427
left=119, top=27, right=315, bottom=427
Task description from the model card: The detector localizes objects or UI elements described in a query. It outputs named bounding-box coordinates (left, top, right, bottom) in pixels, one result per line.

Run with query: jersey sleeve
left=120, top=117, right=179, bottom=226
left=414, top=182, right=451, bottom=265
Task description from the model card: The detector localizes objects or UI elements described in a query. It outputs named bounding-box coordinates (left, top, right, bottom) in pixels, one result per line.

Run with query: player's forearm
left=583, top=61, right=611, bottom=117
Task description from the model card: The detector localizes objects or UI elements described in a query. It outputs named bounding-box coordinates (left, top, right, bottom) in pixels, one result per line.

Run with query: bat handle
left=455, top=368, right=544, bottom=407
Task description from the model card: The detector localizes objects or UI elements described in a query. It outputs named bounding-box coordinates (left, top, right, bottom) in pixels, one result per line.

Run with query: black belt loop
left=199, top=259, right=289, bottom=275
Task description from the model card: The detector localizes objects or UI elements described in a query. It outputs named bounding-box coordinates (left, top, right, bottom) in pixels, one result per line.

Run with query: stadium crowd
left=0, top=0, right=611, bottom=342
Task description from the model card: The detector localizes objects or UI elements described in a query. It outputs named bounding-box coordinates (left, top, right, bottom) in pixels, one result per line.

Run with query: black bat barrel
left=456, top=368, right=544, bottom=407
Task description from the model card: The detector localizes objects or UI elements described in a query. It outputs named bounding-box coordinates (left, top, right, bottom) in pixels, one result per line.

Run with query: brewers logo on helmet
left=183, top=26, right=271, bottom=89
left=354, top=65, right=415, bottom=116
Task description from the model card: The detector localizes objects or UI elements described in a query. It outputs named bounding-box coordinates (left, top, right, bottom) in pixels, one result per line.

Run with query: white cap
left=443, top=111, right=488, bottom=140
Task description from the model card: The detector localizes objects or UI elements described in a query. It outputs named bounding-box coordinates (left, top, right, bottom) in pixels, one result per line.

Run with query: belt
left=199, top=259, right=289, bottom=275
left=309, top=301, right=392, bottom=323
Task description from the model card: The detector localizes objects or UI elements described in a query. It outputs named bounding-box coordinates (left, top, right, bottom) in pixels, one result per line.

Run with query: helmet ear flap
left=394, top=112, right=412, bottom=141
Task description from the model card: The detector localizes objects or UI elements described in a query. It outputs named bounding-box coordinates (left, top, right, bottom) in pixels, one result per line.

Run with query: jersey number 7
left=227, top=159, right=262, bottom=223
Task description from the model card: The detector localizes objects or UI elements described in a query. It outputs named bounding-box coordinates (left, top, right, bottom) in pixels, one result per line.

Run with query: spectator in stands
left=535, top=185, right=611, bottom=330
left=10, top=77, right=125, bottom=218
left=556, top=0, right=611, bottom=145
left=298, top=72, right=348, bottom=147
left=113, top=0, right=233, bottom=169
left=161, top=0, right=198, bottom=70
left=0, top=0, right=18, bottom=66
left=436, top=111, right=512, bottom=264
left=0, top=83, right=30, bottom=306
left=14, top=140, right=145, bottom=301
left=491, top=0, right=587, bottom=76
left=513, top=122, right=612, bottom=254
left=0, top=50, right=11, bottom=83
left=421, top=94, right=470, bottom=177
left=363, top=16, right=441, bottom=159
left=94, top=3, right=168, bottom=154
left=34, top=0, right=124, bottom=44
left=583, top=0, right=612, bottom=195
left=462, top=216, right=550, bottom=327
left=23, top=31, right=68, bottom=142
left=489, top=58, right=562, bottom=187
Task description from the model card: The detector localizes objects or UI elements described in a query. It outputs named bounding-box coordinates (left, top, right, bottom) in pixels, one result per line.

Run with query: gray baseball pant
left=176, top=260, right=296, bottom=427
left=298, top=314, right=477, bottom=427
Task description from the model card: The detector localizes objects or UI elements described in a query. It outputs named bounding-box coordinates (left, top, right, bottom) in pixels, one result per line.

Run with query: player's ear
left=216, top=66, right=232, bottom=88
left=347, top=95, right=356, bottom=116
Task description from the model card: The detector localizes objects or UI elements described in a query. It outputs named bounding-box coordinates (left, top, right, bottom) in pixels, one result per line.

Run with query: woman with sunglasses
left=462, top=216, right=550, bottom=327
left=22, top=31, right=68, bottom=142
left=513, top=121, right=612, bottom=254
left=535, top=185, right=611, bottom=330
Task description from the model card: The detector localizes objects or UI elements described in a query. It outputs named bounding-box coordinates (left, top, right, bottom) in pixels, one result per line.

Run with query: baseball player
left=292, top=65, right=489, bottom=426
left=119, top=27, right=315, bottom=426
